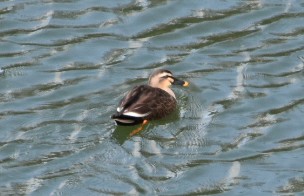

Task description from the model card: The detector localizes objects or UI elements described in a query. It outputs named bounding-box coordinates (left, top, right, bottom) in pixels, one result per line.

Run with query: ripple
left=32, top=96, right=87, bottom=111
left=0, top=178, right=43, bottom=195
left=263, top=143, right=304, bottom=154
left=8, top=150, right=73, bottom=168
left=47, top=62, right=101, bottom=72
left=275, top=27, right=304, bottom=37
left=20, top=120, right=80, bottom=132
left=265, top=98, right=304, bottom=115
left=257, top=46, right=304, bottom=58
left=220, top=132, right=263, bottom=152
left=245, top=81, right=291, bottom=89
left=244, top=114, right=284, bottom=129
left=278, top=135, right=304, bottom=144
left=39, top=167, right=77, bottom=180
left=277, top=177, right=304, bottom=194
left=0, top=76, right=87, bottom=102
left=258, top=12, right=304, bottom=26
left=0, top=110, right=35, bottom=119
left=133, top=2, right=261, bottom=39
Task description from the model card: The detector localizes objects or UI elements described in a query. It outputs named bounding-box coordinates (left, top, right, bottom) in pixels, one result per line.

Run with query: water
left=1, top=0, right=304, bottom=195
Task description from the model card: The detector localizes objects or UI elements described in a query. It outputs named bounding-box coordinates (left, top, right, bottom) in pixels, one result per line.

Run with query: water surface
left=1, top=0, right=304, bottom=195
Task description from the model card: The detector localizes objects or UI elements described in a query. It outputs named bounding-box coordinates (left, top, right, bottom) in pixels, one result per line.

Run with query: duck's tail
left=111, top=113, right=144, bottom=126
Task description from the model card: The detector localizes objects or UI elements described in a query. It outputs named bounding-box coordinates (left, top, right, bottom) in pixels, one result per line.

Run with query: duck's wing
left=117, top=85, right=151, bottom=115
left=135, top=87, right=177, bottom=119
left=112, top=85, right=152, bottom=125
left=112, top=85, right=176, bottom=125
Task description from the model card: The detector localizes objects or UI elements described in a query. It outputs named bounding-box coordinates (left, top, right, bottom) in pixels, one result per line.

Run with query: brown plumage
left=111, top=69, right=189, bottom=126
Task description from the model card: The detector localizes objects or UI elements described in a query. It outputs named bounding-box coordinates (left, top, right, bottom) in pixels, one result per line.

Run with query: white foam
left=284, top=0, right=293, bottom=13
left=68, top=110, right=88, bottom=141
left=131, top=140, right=141, bottom=157
left=149, top=140, right=161, bottom=155
left=50, top=180, right=67, bottom=196
left=222, top=161, right=241, bottom=190
left=54, top=72, right=63, bottom=84
left=228, top=51, right=250, bottom=100
left=24, top=178, right=43, bottom=195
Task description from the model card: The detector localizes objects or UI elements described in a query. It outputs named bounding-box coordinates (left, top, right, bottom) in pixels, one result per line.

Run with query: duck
left=111, top=69, right=189, bottom=134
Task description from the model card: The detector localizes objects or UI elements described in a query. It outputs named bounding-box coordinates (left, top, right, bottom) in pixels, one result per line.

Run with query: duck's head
left=148, top=69, right=189, bottom=90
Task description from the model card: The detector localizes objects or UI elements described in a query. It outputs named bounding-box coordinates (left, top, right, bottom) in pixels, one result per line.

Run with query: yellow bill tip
left=183, top=81, right=189, bottom=87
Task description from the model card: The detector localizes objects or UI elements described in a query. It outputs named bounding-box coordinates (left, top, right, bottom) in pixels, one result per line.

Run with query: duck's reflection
left=111, top=124, right=145, bottom=145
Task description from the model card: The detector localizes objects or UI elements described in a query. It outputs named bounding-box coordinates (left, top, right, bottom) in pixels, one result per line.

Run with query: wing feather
left=114, top=85, right=177, bottom=122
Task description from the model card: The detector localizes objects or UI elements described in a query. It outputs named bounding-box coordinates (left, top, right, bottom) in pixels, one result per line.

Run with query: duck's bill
left=172, top=77, right=189, bottom=87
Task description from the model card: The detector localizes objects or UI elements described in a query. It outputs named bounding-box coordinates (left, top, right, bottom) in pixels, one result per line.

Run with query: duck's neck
left=149, top=82, right=176, bottom=99
left=161, top=87, right=176, bottom=99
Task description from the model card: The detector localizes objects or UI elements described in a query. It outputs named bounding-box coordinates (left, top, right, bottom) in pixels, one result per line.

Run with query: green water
left=1, top=0, right=304, bottom=195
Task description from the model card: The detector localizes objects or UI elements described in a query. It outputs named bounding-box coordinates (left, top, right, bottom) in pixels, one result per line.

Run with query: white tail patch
left=123, top=111, right=150, bottom=117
